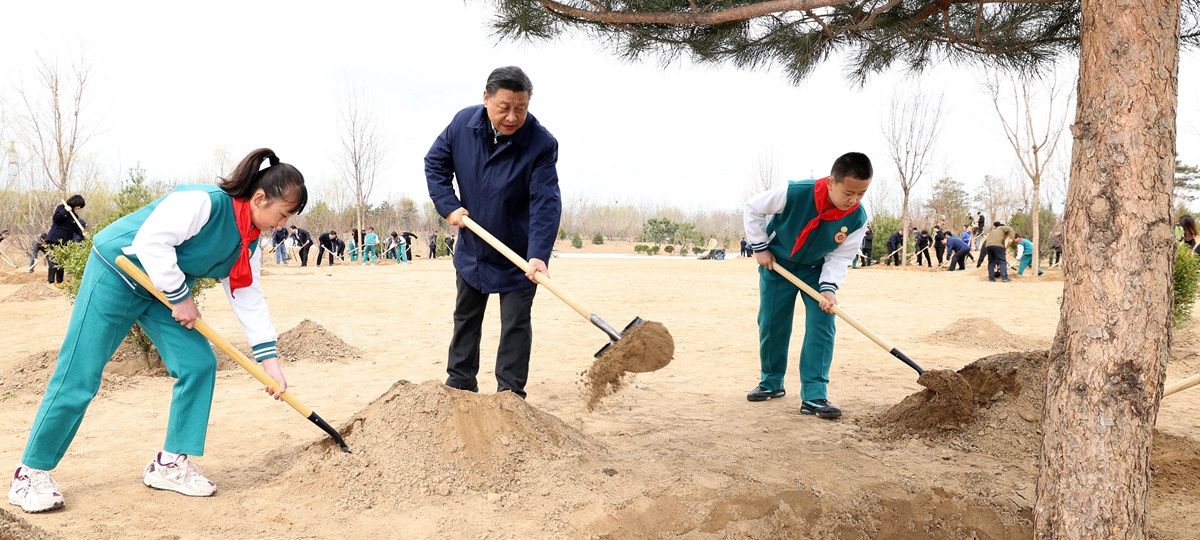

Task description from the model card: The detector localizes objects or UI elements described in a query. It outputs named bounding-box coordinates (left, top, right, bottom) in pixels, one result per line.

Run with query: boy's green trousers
left=757, top=259, right=836, bottom=401
left=22, top=253, right=218, bottom=470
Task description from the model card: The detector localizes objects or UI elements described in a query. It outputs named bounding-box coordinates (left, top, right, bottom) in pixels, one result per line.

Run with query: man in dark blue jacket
left=425, top=66, right=562, bottom=399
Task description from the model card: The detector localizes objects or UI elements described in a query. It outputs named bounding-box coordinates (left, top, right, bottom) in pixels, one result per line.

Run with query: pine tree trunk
left=1034, top=1, right=1180, bottom=538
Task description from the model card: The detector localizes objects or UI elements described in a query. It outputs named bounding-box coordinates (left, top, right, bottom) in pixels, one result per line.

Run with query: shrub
left=558, top=228, right=567, bottom=240
left=1175, top=243, right=1200, bottom=327
left=692, top=247, right=703, bottom=254
left=648, top=245, right=660, bottom=255
left=664, top=245, right=675, bottom=254
left=634, top=244, right=648, bottom=254
left=592, top=232, right=604, bottom=245
left=571, top=233, right=583, bottom=249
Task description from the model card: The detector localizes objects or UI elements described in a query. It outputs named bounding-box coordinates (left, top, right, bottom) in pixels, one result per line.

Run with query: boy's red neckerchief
left=789, top=177, right=860, bottom=258
left=228, top=197, right=259, bottom=297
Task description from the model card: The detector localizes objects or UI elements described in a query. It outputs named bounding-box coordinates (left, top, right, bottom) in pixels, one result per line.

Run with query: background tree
left=482, top=1, right=1200, bottom=537
left=925, top=176, right=970, bottom=230
left=1176, top=160, right=1200, bottom=207
left=882, top=88, right=946, bottom=265
left=974, top=174, right=1023, bottom=228
left=14, top=48, right=98, bottom=199
left=742, top=148, right=779, bottom=202
left=334, top=79, right=389, bottom=242
left=983, top=70, right=1073, bottom=272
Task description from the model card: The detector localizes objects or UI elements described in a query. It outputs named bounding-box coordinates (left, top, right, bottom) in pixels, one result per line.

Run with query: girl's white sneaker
left=9, top=465, right=65, bottom=513
left=142, top=451, right=216, bottom=497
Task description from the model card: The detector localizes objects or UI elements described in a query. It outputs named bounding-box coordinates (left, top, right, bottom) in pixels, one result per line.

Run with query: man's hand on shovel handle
left=446, top=207, right=469, bottom=227
left=259, top=357, right=288, bottom=400
left=171, top=297, right=201, bottom=329
left=526, top=258, right=548, bottom=283
left=755, top=250, right=775, bottom=271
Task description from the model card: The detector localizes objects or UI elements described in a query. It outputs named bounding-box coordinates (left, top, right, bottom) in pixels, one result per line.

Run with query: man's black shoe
left=1001, top=277, right=1012, bottom=282
left=747, top=387, right=786, bottom=402
left=800, top=399, right=842, bottom=419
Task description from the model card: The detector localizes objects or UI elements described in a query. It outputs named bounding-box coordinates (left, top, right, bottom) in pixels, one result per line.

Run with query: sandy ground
left=1, top=243, right=1198, bottom=540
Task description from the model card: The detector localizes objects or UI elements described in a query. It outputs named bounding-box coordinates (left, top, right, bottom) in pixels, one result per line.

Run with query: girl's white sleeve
left=221, top=245, right=279, bottom=361
left=1015, top=244, right=1025, bottom=259
left=743, top=185, right=788, bottom=252
left=128, top=191, right=212, bottom=303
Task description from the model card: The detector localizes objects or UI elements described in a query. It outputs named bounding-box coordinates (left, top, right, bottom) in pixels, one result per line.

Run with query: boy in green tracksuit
left=743, top=152, right=873, bottom=419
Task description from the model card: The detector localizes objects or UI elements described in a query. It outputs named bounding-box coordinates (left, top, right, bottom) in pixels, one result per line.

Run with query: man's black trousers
left=949, top=249, right=967, bottom=270
left=446, top=274, right=537, bottom=398
left=985, top=245, right=1009, bottom=280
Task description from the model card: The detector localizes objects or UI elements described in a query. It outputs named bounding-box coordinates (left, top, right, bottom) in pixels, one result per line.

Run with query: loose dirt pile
left=0, top=507, right=64, bottom=540
left=277, top=319, right=362, bottom=362
left=2, top=283, right=63, bottom=303
left=278, top=380, right=602, bottom=510
left=0, top=270, right=44, bottom=285
left=2, top=349, right=136, bottom=398
left=919, top=317, right=1048, bottom=351
left=582, top=321, right=674, bottom=409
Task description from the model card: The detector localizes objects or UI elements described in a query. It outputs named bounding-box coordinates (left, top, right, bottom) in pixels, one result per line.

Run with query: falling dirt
left=919, top=317, right=1050, bottom=351
left=277, top=319, right=362, bottom=362
left=2, top=283, right=63, bottom=303
left=277, top=380, right=603, bottom=509
left=582, top=321, right=674, bottom=410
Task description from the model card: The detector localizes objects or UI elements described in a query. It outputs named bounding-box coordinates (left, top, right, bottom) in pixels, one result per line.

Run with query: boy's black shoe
left=800, top=399, right=842, bottom=419
left=747, top=387, right=786, bottom=402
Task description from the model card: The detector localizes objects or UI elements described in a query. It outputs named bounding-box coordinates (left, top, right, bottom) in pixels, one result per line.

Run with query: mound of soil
left=0, top=270, right=45, bottom=285
left=104, top=336, right=239, bottom=377
left=0, top=507, right=64, bottom=540
left=919, top=318, right=1047, bottom=351
left=2, top=349, right=137, bottom=398
left=2, top=283, right=63, bottom=303
left=874, top=351, right=1045, bottom=456
left=583, top=321, right=674, bottom=409
left=277, top=319, right=362, bottom=362
left=281, top=380, right=602, bottom=509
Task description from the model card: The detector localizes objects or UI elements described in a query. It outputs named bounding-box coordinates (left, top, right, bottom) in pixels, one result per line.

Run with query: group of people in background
left=852, top=211, right=1057, bottom=281
left=263, top=225, right=456, bottom=267
left=8, top=195, right=89, bottom=286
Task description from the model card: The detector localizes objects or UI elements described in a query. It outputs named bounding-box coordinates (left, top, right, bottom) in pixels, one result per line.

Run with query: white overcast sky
left=2, top=1, right=1199, bottom=212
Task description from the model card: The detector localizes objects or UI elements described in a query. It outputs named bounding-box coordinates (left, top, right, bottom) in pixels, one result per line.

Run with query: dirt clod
left=583, top=321, right=673, bottom=409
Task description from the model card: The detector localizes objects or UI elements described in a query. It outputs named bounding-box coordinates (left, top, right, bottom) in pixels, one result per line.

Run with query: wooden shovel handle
left=459, top=215, right=592, bottom=321
left=60, top=199, right=88, bottom=238
left=113, top=255, right=313, bottom=417
left=1164, top=373, right=1200, bottom=398
left=771, top=264, right=896, bottom=353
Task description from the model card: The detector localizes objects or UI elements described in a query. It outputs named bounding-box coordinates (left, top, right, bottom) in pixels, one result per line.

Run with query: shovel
left=114, top=255, right=351, bottom=453
left=460, top=215, right=664, bottom=368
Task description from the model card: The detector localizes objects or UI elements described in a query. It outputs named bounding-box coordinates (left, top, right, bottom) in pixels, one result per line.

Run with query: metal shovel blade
left=594, top=317, right=646, bottom=358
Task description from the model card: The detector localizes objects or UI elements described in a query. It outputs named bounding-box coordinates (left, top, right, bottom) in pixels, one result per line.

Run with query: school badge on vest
left=834, top=226, right=848, bottom=244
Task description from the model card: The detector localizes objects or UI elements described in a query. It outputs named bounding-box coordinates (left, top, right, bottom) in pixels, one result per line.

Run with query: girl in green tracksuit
left=8, top=148, right=307, bottom=513
left=742, top=152, right=874, bottom=420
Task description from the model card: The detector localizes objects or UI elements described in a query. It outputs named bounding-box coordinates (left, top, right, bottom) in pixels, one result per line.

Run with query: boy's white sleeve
left=221, top=249, right=279, bottom=361
left=743, top=186, right=788, bottom=252
left=819, top=207, right=871, bottom=293
left=127, top=191, right=212, bottom=303
left=1015, top=243, right=1025, bottom=259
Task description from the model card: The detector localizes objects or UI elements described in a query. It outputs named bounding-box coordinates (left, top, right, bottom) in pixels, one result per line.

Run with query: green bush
left=648, top=245, right=660, bottom=255
left=664, top=245, right=675, bottom=254
left=634, top=244, right=648, bottom=254
left=571, top=233, right=583, bottom=249
left=591, top=232, right=604, bottom=245
left=870, top=211, right=903, bottom=261
left=1174, top=243, right=1200, bottom=327
left=558, top=228, right=567, bottom=240
left=692, top=247, right=703, bottom=254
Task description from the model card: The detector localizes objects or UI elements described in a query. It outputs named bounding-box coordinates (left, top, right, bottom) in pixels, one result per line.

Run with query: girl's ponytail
left=219, top=148, right=307, bottom=214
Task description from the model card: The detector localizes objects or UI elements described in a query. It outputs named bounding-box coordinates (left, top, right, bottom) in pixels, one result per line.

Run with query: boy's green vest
left=93, top=184, right=259, bottom=285
left=766, top=179, right=867, bottom=265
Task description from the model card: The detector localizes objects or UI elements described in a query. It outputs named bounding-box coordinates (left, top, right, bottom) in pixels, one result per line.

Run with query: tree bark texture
left=1035, top=1, right=1180, bottom=538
